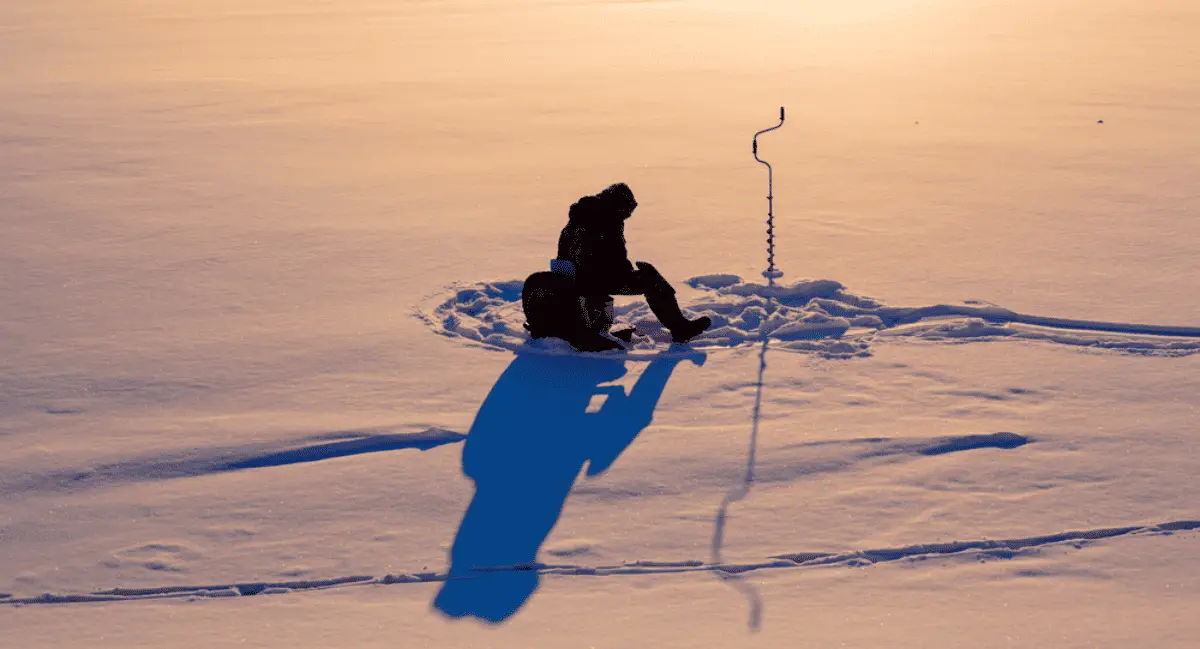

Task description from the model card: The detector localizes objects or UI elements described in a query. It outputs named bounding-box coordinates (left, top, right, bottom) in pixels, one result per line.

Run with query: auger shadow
left=433, top=351, right=702, bottom=624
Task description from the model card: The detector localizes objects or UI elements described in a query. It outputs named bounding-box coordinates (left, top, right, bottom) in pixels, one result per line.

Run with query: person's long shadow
left=433, top=350, right=704, bottom=623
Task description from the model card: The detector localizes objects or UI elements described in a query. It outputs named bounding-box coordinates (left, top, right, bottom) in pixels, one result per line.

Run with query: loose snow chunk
left=918, top=319, right=1015, bottom=339
left=686, top=274, right=743, bottom=290
left=485, top=280, right=524, bottom=301
left=455, top=288, right=485, bottom=304
left=703, top=325, right=749, bottom=344
left=771, top=317, right=852, bottom=341
left=851, top=314, right=885, bottom=328
left=730, top=306, right=769, bottom=330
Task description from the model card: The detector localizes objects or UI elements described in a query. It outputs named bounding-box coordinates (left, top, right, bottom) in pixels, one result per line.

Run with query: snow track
left=2, top=427, right=465, bottom=496
left=418, top=276, right=1200, bottom=358
left=7, top=520, right=1196, bottom=606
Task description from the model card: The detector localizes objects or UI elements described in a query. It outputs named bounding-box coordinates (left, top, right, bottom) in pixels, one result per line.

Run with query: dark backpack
left=522, top=266, right=614, bottom=348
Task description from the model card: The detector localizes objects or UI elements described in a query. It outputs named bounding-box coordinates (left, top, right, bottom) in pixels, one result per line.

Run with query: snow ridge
left=417, top=275, right=1200, bottom=358
left=2, top=427, right=466, bottom=497
left=7, top=520, right=1197, bottom=606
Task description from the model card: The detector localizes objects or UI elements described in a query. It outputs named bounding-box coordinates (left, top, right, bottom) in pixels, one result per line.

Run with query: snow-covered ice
left=3, top=0, right=1199, bottom=646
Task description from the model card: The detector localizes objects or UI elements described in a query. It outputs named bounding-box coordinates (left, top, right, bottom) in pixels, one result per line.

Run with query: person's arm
left=573, top=226, right=633, bottom=294
left=596, top=228, right=636, bottom=288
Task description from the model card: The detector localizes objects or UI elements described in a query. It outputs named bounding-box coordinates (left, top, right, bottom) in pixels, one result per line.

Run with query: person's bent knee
left=635, top=261, right=666, bottom=282
left=635, top=262, right=674, bottom=295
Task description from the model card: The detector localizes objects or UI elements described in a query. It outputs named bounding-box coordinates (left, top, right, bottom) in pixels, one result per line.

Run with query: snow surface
left=423, top=274, right=1200, bottom=358
left=3, top=0, right=1200, bottom=646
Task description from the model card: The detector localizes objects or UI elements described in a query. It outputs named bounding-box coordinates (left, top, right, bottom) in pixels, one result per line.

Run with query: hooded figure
left=555, top=183, right=710, bottom=345
left=558, top=187, right=634, bottom=293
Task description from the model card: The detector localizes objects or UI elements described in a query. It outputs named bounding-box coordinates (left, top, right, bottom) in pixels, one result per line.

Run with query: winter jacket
left=557, top=194, right=636, bottom=295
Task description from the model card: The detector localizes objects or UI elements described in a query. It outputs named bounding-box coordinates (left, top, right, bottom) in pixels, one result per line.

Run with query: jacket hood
left=568, top=183, right=637, bottom=224
left=597, top=182, right=637, bottom=220
left=567, top=195, right=603, bottom=224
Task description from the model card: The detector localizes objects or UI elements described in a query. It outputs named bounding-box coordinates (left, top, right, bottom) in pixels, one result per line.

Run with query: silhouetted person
left=560, top=183, right=711, bottom=343
left=522, top=183, right=711, bottom=351
left=432, top=351, right=703, bottom=622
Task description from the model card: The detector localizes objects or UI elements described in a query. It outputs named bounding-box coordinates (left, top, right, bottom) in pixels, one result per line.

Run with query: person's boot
left=668, top=316, right=711, bottom=344
left=645, top=291, right=711, bottom=344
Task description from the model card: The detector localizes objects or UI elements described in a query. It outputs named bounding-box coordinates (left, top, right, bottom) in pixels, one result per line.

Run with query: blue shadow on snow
left=432, top=351, right=703, bottom=623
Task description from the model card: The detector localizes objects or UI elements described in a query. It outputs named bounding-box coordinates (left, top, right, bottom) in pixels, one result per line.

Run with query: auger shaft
left=752, top=107, right=786, bottom=284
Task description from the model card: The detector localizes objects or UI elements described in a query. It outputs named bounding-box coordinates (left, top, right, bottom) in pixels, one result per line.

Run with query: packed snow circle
left=418, top=274, right=1200, bottom=359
